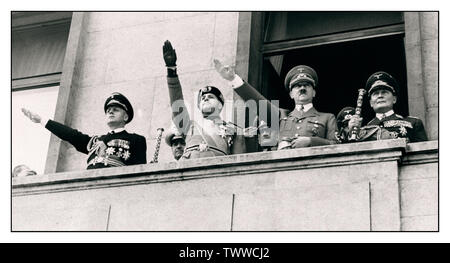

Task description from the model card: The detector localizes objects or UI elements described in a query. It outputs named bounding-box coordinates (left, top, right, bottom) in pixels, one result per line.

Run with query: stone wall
left=12, top=140, right=438, bottom=231
left=399, top=141, right=438, bottom=230
left=53, top=12, right=240, bottom=172
left=404, top=12, right=438, bottom=140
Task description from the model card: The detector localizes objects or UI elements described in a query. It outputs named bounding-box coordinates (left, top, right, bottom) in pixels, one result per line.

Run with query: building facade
left=12, top=12, right=438, bottom=231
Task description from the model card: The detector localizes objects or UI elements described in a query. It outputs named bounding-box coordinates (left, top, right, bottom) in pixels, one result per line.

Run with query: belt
left=87, top=156, right=125, bottom=168
left=185, top=144, right=227, bottom=156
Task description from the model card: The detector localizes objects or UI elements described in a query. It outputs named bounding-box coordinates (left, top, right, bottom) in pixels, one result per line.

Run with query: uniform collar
left=376, top=110, right=394, bottom=120
left=295, top=103, right=313, bottom=112
left=109, top=127, right=126, bottom=134
left=290, top=104, right=318, bottom=119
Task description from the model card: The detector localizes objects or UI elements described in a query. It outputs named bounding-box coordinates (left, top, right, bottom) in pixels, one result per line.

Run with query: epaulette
left=407, top=115, right=420, bottom=120
left=395, top=114, right=404, bottom=119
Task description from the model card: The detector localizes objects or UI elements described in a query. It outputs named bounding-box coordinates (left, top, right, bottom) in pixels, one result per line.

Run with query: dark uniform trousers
left=167, top=75, right=244, bottom=159
left=45, top=120, right=147, bottom=169
left=359, top=114, right=428, bottom=143
left=234, top=82, right=337, bottom=148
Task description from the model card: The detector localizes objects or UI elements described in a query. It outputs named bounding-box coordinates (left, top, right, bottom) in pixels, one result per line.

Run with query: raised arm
left=21, top=108, right=92, bottom=154
left=213, top=59, right=281, bottom=116
left=163, top=40, right=191, bottom=135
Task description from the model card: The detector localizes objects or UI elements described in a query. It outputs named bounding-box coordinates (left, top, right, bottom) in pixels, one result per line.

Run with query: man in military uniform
left=163, top=40, right=245, bottom=159
left=335, top=106, right=394, bottom=142
left=214, top=59, right=337, bottom=149
left=335, top=106, right=356, bottom=143
left=347, top=71, right=428, bottom=143
left=165, top=126, right=186, bottom=161
left=21, top=92, right=147, bottom=169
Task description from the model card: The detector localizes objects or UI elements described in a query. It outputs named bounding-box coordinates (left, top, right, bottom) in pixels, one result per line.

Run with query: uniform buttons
left=298, top=120, right=302, bottom=123
left=295, top=134, right=298, bottom=137
left=296, top=126, right=300, bottom=129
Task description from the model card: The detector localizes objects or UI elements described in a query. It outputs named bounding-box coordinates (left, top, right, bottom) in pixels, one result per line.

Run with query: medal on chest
left=198, top=141, right=209, bottom=152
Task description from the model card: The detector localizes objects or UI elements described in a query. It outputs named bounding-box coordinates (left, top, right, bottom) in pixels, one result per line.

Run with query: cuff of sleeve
left=230, top=75, right=244, bottom=89
left=41, top=117, right=50, bottom=127
left=309, top=137, right=334, bottom=146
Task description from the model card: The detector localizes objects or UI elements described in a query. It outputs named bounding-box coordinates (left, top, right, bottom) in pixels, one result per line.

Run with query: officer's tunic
left=45, top=120, right=147, bottom=169
left=362, top=113, right=428, bottom=143
left=233, top=81, right=337, bottom=148
left=279, top=107, right=337, bottom=147
left=167, top=74, right=241, bottom=159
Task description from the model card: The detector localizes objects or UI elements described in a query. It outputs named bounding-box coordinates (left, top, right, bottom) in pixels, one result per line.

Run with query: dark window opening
left=261, top=34, right=408, bottom=125
left=264, top=11, right=404, bottom=43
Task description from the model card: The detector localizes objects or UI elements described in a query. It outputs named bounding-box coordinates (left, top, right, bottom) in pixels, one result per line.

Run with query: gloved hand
left=291, top=136, right=311, bottom=148
left=213, top=59, right=235, bottom=81
left=163, top=40, right=177, bottom=67
left=277, top=140, right=292, bottom=150
left=348, top=115, right=363, bottom=130
left=21, top=108, right=42, bottom=123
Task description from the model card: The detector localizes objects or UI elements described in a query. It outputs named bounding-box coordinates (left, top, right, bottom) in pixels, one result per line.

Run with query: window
left=12, top=87, right=59, bottom=174
left=11, top=12, right=71, bottom=174
left=254, top=11, right=407, bottom=124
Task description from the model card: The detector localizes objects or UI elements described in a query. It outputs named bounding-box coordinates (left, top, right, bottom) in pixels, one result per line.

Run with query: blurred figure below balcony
left=12, top=164, right=37, bottom=178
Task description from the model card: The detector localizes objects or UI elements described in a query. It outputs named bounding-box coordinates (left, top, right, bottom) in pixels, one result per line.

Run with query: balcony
left=12, top=139, right=438, bottom=231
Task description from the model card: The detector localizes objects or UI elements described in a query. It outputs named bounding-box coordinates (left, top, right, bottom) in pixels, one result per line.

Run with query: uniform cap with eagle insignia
left=104, top=92, right=134, bottom=123
left=336, top=106, right=356, bottom=131
left=284, top=65, right=318, bottom=91
left=365, top=71, right=399, bottom=96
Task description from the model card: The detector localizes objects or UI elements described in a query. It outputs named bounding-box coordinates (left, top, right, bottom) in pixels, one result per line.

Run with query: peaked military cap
left=197, top=86, right=225, bottom=108
left=336, top=106, right=355, bottom=130
left=104, top=92, right=134, bottom=123
left=165, top=126, right=185, bottom=146
left=284, top=65, right=318, bottom=91
left=366, top=71, right=398, bottom=96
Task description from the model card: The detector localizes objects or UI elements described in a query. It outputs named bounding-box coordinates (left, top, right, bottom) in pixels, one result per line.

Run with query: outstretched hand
left=21, top=108, right=41, bottom=123
left=213, top=59, right=235, bottom=81
left=163, top=40, right=177, bottom=67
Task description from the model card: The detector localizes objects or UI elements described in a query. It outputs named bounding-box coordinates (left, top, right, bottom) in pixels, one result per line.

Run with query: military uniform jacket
left=364, top=114, right=428, bottom=143
left=45, top=120, right=147, bottom=169
left=280, top=107, right=337, bottom=146
left=167, top=75, right=243, bottom=158
left=234, top=81, right=337, bottom=147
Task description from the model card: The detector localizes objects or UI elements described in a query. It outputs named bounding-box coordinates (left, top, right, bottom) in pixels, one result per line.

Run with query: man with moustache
left=346, top=71, right=428, bottom=143
left=21, top=92, right=147, bottom=169
left=214, top=60, right=337, bottom=150
left=163, top=40, right=244, bottom=159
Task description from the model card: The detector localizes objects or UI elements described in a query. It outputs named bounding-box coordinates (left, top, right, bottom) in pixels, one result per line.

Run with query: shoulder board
left=407, top=115, right=421, bottom=120
left=395, top=114, right=404, bottom=119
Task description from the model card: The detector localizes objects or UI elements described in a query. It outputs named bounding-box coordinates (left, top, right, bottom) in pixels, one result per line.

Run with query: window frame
left=11, top=11, right=75, bottom=174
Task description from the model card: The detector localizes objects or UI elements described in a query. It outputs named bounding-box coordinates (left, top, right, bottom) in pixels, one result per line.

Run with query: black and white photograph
left=6, top=3, right=445, bottom=245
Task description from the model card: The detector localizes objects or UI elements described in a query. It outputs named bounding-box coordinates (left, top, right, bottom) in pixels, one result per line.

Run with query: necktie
left=381, top=114, right=386, bottom=120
